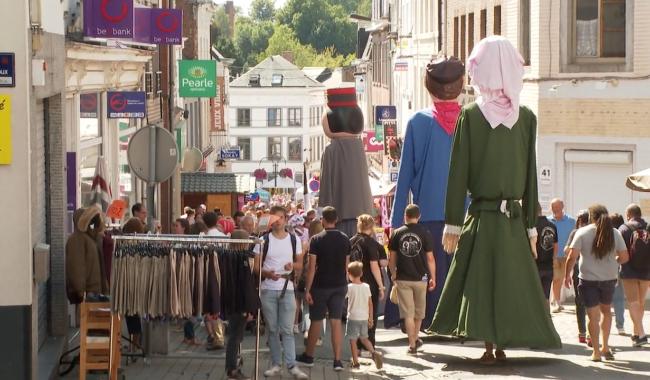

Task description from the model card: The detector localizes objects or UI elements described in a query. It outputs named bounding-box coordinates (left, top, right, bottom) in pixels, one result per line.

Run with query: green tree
left=277, top=0, right=357, bottom=56
left=250, top=0, right=275, bottom=21
left=356, top=0, right=372, bottom=17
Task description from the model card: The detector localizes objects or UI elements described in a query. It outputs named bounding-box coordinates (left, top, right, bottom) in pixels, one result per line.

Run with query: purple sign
left=67, top=152, right=77, bottom=211
left=107, top=91, right=146, bottom=118
left=84, top=0, right=134, bottom=38
left=135, top=8, right=182, bottom=44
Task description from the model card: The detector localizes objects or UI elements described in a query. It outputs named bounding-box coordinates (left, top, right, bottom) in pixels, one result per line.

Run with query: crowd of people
left=533, top=199, right=650, bottom=362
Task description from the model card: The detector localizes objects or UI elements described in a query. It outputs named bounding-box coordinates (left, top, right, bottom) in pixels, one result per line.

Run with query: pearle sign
left=178, top=60, right=217, bottom=98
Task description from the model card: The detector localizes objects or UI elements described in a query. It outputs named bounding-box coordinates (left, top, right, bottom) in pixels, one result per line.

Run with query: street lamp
left=258, top=155, right=287, bottom=188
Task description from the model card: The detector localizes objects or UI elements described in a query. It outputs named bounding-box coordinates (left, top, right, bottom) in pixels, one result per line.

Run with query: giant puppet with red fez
left=318, top=87, right=373, bottom=236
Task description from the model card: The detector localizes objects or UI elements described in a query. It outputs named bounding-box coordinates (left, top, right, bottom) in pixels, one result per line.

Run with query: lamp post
left=258, top=155, right=287, bottom=189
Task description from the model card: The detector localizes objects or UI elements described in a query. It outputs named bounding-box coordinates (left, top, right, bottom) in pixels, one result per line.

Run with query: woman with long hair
left=565, top=204, right=629, bottom=361
left=564, top=210, right=590, bottom=344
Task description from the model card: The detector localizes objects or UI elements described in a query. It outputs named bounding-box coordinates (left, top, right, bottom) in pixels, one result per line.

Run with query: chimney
left=225, top=1, right=236, bottom=37
left=281, top=51, right=294, bottom=64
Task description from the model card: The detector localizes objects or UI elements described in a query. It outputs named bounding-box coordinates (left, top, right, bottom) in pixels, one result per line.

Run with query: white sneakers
left=551, top=301, right=564, bottom=313
left=264, top=365, right=308, bottom=379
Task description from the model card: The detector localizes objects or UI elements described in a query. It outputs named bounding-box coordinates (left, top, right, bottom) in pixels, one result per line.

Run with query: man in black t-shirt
left=388, top=204, right=436, bottom=355
left=297, top=206, right=350, bottom=371
left=535, top=204, right=558, bottom=302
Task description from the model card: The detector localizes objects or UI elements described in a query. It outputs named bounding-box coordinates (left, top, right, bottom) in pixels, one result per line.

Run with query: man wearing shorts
left=388, top=204, right=436, bottom=355
left=549, top=198, right=575, bottom=312
left=296, top=207, right=350, bottom=371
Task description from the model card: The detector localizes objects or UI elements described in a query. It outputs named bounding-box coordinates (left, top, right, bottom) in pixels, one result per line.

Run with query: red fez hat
left=326, top=87, right=358, bottom=108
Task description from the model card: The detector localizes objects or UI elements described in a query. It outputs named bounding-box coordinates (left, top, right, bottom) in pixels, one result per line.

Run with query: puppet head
left=425, top=56, right=465, bottom=100
left=322, top=87, right=364, bottom=138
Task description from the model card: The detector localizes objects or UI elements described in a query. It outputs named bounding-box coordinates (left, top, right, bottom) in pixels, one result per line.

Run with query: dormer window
left=271, top=74, right=283, bottom=86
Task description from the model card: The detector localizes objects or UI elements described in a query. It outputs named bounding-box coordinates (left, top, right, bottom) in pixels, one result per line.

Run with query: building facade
left=227, top=56, right=326, bottom=188
left=444, top=0, right=650, bottom=216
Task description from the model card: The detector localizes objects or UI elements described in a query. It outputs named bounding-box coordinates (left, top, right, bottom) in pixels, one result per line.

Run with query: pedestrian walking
left=548, top=198, right=576, bottom=313
left=345, top=262, right=383, bottom=370
left=350, top=214, right=386, bottom=347
left=388, top=204, right=436, bottom=355
left=121, top=217, right=145, bottom=352
left=609, top=213, right=627, bottom=336
left=201, top=211, right=226, bottom=350
left=297, top=206, right=350, bottom=371
left=619, top=204, right=650, bottom=347
left=564, top=210, right=590, bottom=344
left=254, top=206, right=308, bottom=379
left=536, top=204, right=558, bottom=302
left=565, top=204, right=629, bottom=362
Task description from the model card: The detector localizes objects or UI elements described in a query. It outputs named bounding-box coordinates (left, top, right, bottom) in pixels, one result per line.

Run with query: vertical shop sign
left=179, top=60, right=216, bottom=98
left=210, top=77, right=225, bottom=132
left=84, top=0, right=134, bottom=38
left=80, top=93, right=99, bottom=118
left=0, top=95, right=11, bottom=164
left=383, top=120, right=397, bottom=156
left=66, top=152, right=77, bottom=211
left=107, top=91, right=146, bottom=118
left=374, top=105, right=396, bottom=143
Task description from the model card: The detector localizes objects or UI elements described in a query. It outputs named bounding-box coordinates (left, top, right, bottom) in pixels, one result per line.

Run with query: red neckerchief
left=432, top=101, right=461, bottom=136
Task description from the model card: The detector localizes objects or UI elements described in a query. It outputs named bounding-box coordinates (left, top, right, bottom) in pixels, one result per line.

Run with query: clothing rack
left=110, top=234, right=265, bottom=380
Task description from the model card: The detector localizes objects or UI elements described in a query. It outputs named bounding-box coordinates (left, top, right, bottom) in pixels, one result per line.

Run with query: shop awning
left=626, top=168, right=650, bottom=192
left=181, top=172, right=255, bottom=193
left=369, top=176, right=395, bottom=197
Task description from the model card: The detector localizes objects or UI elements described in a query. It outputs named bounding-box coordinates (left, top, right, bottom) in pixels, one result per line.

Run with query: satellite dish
left=182, top=147, right=203, bottom=172
left=127, top=126, right=178, bottom=183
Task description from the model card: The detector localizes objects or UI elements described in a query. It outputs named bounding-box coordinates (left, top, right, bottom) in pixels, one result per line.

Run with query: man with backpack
left=254, top=206, right=308, bottom=379
left=349, top=214, right=386, bottom=347
left=619, top=204, right=650, bottom=347
left=388, top=204, right=436, bottom=355
left=535, top=203, right=559, bottom=302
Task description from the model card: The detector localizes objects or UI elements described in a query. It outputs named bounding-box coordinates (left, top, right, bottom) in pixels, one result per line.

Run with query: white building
left=227, top=56, right=326, bottom=187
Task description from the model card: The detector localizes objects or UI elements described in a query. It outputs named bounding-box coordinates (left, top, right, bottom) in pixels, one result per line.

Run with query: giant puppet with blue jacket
left=384, top=57, right=465, bottom=329
left=318, top=87, right=373, bottom=237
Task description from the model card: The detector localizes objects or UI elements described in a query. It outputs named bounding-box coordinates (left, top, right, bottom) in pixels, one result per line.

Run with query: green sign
left=374, top=124, right=384, bottom=142
left=179, top=60, right=216, bottom=98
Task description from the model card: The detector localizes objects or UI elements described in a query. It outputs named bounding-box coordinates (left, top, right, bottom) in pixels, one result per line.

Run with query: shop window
left=468, top=13, right=475, bottom=57
left=79, top=144, right=101, bottom=207
left=288, top=137, right=302, bottom=161
left=461, top=15, right=466, bottom=62
left=480, top=9, right=487, bottom=39
left=453, top=17, right=459, bottom=58
left=575, top=0, right=626, bottom=58
left=288, top=108, right=302, bottom=127
left=238, top=137, right=251, bottom=160
left=267, top=108, right=282, bottom=127
left=237, top=108, right=250, bottom=127
left=267, top=137, right=282, bottom=158
left=118, top=120, right=137, bottom=208
left=521, top=0, right=531, bottom=65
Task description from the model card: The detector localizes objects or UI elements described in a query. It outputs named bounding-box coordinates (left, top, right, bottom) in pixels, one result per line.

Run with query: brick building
left=443, top=0, right=650, bottom=215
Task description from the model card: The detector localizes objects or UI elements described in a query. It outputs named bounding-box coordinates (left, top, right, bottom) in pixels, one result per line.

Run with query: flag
left=89, top=156, right=112, bottom=213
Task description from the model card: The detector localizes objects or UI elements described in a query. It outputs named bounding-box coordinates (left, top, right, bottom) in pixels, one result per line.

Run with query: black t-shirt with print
left=389, top=223, right=434, bottom=281
left=310, top=229, right=351, bottom=289
left=350, top=233, right=385, bottom=288
left=535, top=216, right=558, bottom=271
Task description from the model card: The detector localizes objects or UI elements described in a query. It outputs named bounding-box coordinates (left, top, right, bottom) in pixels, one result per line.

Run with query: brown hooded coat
left=65, top=207, right=107, bottom=304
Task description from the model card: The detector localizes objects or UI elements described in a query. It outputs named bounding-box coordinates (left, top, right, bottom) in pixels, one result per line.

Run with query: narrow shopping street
left=61, top=306, right=650, bottom=380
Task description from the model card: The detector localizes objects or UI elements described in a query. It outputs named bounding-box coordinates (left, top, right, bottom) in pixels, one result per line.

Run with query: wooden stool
left=79, top=302, right=121, bottom=380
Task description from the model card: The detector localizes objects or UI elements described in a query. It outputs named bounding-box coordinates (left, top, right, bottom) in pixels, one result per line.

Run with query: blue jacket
left=391, top=109, right=454, bottom=227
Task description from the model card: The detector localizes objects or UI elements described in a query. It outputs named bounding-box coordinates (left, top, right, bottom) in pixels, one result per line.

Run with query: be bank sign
left=84, top=0, right=134, bottom=38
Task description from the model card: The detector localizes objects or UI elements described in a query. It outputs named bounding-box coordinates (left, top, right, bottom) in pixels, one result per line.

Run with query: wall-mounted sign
left=107, top=91, right=146, bottom=118
left=540, top=166, right=552, bottom=185
left=308, top=178, right=320, bottom=193
left=394, top=60, right=408, bottom=72
left=0, top=95, right=11, bottom=164
left=219, top=147, right=241, bottom=160
left=80, top=93, right=99, bottom=118
left=84, top=0, right=134, bottom=38
left=383, top=120, right=397, bottom=156
left=375, top=105, right=397, bottom=125
left=390, top=170, right=399, bottom=182
left=134, top=8, right=182, bottom=45
left=210, top=78, right=225, bottom=131
left=0, top=53, right=15, bottom=87
left=179, top=60, right=216, bottom=98
left=363, top=130, right=383, bottom=153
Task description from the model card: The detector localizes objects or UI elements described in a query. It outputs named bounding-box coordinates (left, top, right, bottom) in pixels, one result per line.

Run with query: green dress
left=428, top=103, right=561, bottom=349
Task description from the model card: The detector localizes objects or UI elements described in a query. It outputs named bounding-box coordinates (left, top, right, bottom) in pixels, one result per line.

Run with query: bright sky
left=221, top=0, right=288, bottom=15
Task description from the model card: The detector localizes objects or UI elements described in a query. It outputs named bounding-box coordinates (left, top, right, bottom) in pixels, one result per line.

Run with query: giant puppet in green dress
left=429, top=36, right=561, bottom=361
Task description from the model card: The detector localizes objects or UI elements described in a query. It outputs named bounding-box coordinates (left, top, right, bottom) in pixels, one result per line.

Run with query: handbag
left=390, top=282, right=399, bottom=304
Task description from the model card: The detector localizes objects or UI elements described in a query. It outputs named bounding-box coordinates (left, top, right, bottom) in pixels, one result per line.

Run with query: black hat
left=425, top=57, right=465, bottom=100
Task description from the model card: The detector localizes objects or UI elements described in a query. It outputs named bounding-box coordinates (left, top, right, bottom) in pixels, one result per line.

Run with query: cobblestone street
left=63, top=305, right=650, bottom=380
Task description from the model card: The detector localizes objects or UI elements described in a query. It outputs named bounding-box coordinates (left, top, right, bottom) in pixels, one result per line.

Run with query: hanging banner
left=80, top=93, right=99, bottom=118
left=383, top=120, right=397, bottom=156
left=179, top=60, right=217, bottom=98
left=66, top=152, right=77, bottom=211
left=363, top=130, right=383, bottom=153
left=210, top=78, right=225, bottom=132
left=107, top=91, right=146, bottom=118
left=0, top=95, right=11, bottom=164
left=375, top=105, right=397, bottom=126
left=83, top=0, right=134, bottom=38
left=134, top=8, right=183, bottom=45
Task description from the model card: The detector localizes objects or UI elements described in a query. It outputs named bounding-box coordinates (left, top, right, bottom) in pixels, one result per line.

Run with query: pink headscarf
left=467, top=36, right=525, bottom=129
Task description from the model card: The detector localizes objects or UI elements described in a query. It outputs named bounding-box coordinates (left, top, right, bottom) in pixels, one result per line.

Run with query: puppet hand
left=442, top=233, right=460, bottom=254
left=529, top=236, right=538, bottom=259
